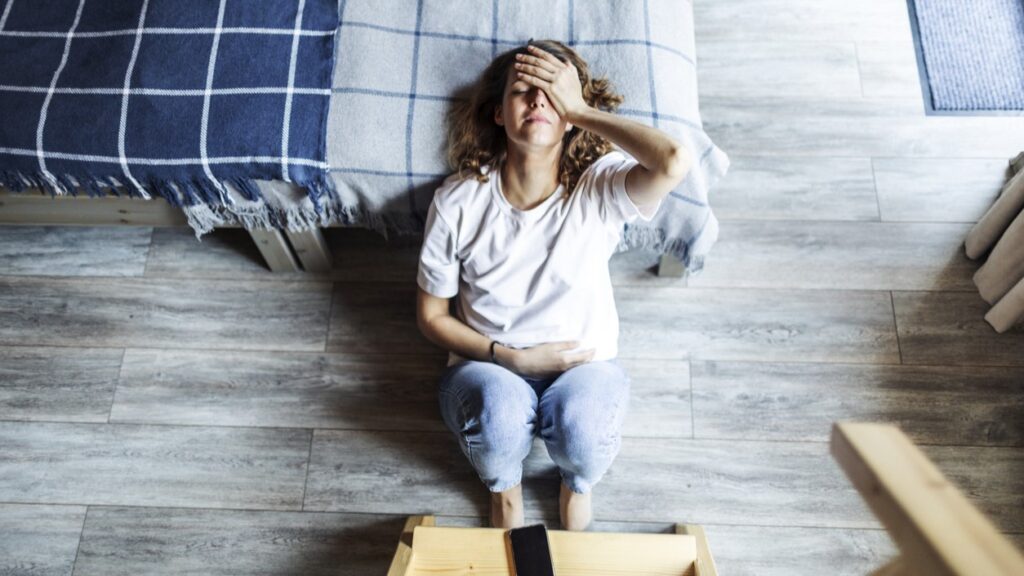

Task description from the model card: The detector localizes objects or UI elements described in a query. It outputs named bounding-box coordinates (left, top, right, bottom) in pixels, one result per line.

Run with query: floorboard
left=0, top=276, right=332, bottom=352
left=0, top=421, right=311, bottom=510
left=691, top=360, right=1024, bottom=446
left=0, top=504, right=85, bottom=576
left=0, top=347, right=122, bottom=423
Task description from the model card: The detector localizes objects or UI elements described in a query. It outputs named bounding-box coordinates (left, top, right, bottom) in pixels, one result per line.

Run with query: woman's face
left=494, top=65, right=573, bottom=150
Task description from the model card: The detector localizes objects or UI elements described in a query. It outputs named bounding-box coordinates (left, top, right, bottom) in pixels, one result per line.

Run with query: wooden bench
left=386, top=516, right=718, bottom=576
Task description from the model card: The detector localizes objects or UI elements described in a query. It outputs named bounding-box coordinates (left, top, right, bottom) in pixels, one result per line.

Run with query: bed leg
left=248, top=228, right=301, bottom=272
left=657, top=253, right=688, bottom=280
left=1010, top=151, right=1023, bottom=175
left=285, top=228, right=333, bottom=273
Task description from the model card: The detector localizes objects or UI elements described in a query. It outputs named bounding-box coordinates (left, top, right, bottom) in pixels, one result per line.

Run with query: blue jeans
left=437, top=358, right=631, bottom=495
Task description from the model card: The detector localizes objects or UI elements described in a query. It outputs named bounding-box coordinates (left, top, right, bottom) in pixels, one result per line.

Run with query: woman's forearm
left=420, top=314, right=517, bottom=367
left=568, top=106, right=689, bottom=178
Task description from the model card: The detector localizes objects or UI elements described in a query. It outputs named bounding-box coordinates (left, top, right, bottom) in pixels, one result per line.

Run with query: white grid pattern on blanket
left=0, top=86, right=333, bottom=95
left=199, top=0, right=229, bottom=196
left=117, top=0, right=149, bottom=194
left=280, top=0, right=308, bottom=180
left=2, top=0, right=331, bottom=198
left=35, top=0, right=85, bottom=188
left=0, top=0, right=13, bottom=32
left=0, top=27, right=335, bottom=38
left=0, top=147, right=329, bottom=167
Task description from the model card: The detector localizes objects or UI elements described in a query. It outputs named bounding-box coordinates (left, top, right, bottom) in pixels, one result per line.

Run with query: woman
left=416, top=39, right=690, bottom=530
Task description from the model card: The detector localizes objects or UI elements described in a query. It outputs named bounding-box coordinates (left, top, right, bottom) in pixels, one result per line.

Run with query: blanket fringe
left=620, top=223, right=706, bottom=275
left=211, top=196, right=423, bottom=244
left=1, top=168, right=337, bottom=241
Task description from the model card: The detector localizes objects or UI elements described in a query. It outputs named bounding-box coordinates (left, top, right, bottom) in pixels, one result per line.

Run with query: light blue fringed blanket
left=242, top=0, right=729, bottom=274
left=0, top=0, right=339, bottom=217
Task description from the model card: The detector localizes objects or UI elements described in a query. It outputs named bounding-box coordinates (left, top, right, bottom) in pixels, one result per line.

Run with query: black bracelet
left=490, top=340, right=500, bottom=364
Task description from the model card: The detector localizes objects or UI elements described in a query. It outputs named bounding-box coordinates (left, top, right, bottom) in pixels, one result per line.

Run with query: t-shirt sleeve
left=587, top=151, right=663, bottom=227
left=417, top=197, right=460, bottom=298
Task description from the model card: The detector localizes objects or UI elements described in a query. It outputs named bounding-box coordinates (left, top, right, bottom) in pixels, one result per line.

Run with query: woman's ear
left=565, top=122, right=573, bottom=132
left=494, top=105, right=504, bottom=126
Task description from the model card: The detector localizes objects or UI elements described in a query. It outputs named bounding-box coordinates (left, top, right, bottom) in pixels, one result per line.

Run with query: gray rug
left=910, top=0, right=1024, bottom=111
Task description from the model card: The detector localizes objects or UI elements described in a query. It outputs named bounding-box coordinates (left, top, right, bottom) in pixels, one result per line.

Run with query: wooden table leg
left=658, top=253, right=688, bottom=280
left=285, top=228, right=333, bottom=273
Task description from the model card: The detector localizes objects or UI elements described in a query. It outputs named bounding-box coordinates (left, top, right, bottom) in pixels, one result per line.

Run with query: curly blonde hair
left=446, top=39, right=624, bottom=198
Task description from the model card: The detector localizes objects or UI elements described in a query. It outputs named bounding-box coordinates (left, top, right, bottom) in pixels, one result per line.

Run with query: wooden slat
left=1010, top=152, right=1024, bottom=175
left=249, top=229, right=301, bottom=272
left=387, top=515, right=435, bottom=576
left=657, top=253, right=687, bottom=279
left=405, top=525, right=697, bottom=576
left=676, top=524, right=719, bottom=576
left=830, top=422, right=1024, bottom=575
left=0, top=189, right=191, bottom=227
left=285, top=228, right=333, bottom=274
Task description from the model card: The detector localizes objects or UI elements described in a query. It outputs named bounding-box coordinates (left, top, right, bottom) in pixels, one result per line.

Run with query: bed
left=0, top=0, right=728, bottom=277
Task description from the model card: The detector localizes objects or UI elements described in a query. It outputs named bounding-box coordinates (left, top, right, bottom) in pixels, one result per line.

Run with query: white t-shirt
left=417, top=150, right=662, bottom=368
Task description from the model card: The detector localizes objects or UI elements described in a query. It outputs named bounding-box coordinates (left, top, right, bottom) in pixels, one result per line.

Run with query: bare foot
left=560, top=481, right=592, bottom=531
left=491, top=484, right=525, bottom=529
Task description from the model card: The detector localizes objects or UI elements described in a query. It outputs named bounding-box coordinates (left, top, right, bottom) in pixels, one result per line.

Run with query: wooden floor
left=3, top=2, right=1024, bottom=574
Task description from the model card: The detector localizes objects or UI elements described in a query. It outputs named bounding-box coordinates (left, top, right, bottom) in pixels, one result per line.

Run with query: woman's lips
left=525, top=115, right=550, bottom=124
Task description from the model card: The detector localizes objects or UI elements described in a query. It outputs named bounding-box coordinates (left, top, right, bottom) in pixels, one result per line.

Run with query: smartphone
left=508, top=523, right=556, bottom=576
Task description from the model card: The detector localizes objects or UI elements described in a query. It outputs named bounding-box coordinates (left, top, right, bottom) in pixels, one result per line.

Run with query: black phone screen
left=508, top=524, right=556, bottom=576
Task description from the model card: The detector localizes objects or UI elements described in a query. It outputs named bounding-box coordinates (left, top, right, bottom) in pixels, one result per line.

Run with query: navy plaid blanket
left=0, top=0, right=338, bottom=215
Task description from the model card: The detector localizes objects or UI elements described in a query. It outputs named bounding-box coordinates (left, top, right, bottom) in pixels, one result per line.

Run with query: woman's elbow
left=416, top=288, right=451, bottom=338
left=664, top=144, right=692, bottom=181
